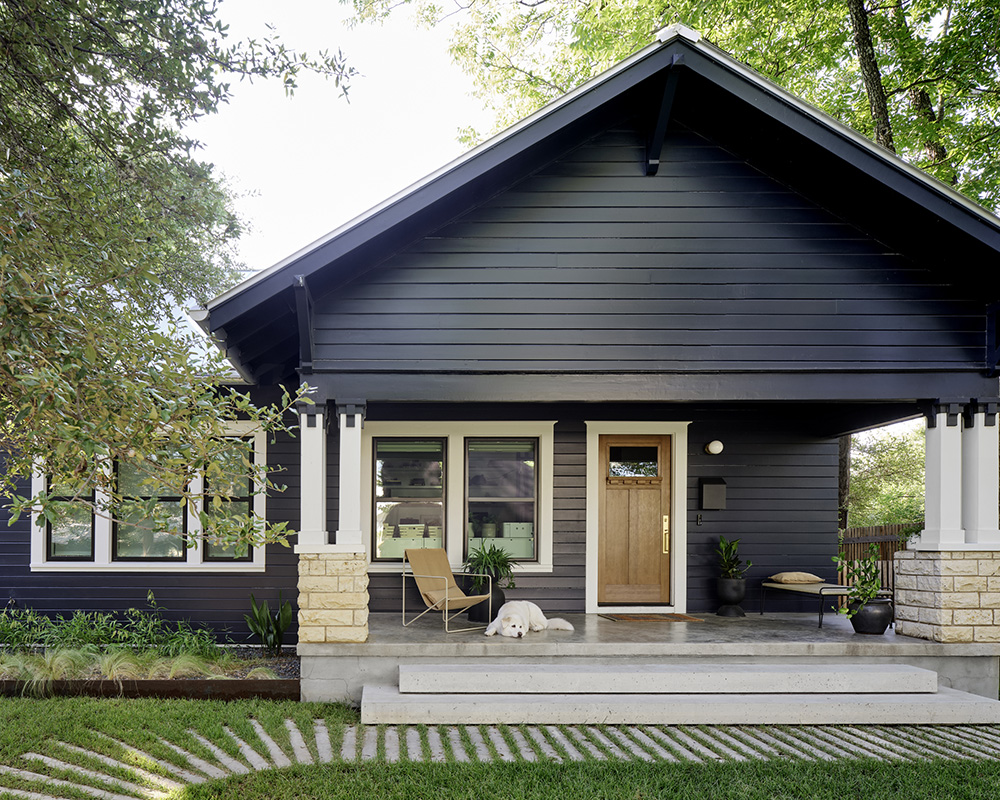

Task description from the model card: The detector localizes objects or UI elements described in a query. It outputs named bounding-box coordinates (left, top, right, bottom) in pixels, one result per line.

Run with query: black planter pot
left=716, top=577, right=747, bottom=617
left=468, top=583, right=506, bottom=623
left=848, top=599, right=893, bottom=635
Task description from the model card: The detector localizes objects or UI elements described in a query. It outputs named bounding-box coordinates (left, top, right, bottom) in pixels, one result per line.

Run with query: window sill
left=30, top=561, right=266, bottom=573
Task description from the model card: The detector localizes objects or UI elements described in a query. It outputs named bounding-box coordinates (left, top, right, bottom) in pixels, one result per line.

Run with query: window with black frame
left=46, top=478, right=95, bottom=560
left=202, top=436, right=255, bottom=562
left=373, top=438, right=445, bottom=560
left=466, top=438, right=537, bottom=561
left=112, top=461, right=186, bottom=561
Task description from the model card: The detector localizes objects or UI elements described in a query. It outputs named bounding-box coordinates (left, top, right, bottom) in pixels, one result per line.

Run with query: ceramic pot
left=848, top=598, right=893, bottom=634
left=716, top=577, right=747, bottom=617
left=468, top=583, right=505, bottom=623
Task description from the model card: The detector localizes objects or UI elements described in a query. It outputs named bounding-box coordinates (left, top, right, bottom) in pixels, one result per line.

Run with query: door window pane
left=609, top=446, right=659, bottom=477
left=374, top=439, right=445, bottom=559
left=466, top=439, right=537, bottom=561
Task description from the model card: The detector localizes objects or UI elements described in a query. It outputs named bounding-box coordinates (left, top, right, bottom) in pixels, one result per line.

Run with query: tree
left=845, top=422, right=925, bottom=529
left=1, top=0, right=353, bottom=550
left=347, top=0, right=1000, bottom=210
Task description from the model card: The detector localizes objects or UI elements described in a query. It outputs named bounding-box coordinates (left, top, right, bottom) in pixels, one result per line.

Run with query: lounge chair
left=402, top=548, right=493, bottom=633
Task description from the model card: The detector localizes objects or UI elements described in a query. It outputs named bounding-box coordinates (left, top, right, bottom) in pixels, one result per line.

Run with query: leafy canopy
left=847, top=421, right=925, bottom=528
left=347, top=0, right=1000, bottom=210
left=1, top=0, right=353, bottom=549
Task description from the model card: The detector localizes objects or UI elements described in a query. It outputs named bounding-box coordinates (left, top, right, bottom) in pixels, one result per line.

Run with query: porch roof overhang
left=199, top=25, right=1000, bottom=389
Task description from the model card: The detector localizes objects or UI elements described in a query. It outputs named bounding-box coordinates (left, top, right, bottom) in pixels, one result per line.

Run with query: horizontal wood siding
left=0, top=421, right=302, bottom=642
left=312, top=125, right=978, bottom=374
left=366, top=404, right=840, bottom=614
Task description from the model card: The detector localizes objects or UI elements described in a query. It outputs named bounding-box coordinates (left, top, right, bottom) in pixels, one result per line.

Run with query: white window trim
left=584, top=421, right=690, bottom=614
left=362, top=421, right=555, bottom=576
left=30, top=421, right=268, bottom=573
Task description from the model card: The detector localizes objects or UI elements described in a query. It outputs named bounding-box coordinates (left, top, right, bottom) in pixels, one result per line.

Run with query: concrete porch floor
left=298, top=612, right=1000, bottom=704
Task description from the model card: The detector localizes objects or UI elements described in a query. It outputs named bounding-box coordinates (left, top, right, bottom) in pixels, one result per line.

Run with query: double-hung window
left=30, top=422, right=267, bottom=572
left=363, top=422, right=553, bottom=574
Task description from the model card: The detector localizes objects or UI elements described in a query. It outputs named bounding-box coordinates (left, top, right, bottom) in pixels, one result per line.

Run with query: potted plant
left=716, top=536, right=752, bottom=617
left=463, top=541, right=516, bottom=623
left=832, top=542, right=892, bottom=634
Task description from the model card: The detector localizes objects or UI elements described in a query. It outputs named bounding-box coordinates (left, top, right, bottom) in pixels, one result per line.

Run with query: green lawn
left=181, top=760, right=1000, bottom=800
left=1, top=698, right=998, bottom=800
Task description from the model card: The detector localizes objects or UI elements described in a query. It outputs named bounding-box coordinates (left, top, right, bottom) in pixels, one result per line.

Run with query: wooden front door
left=598, top=435, right=672, bottom=605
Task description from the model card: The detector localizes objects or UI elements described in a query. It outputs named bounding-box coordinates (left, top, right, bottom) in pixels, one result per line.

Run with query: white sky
left=194, top=1, right=491, bottom=272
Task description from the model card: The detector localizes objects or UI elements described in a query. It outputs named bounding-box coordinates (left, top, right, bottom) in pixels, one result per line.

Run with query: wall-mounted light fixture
left=704, top=440, right=724, bottom=455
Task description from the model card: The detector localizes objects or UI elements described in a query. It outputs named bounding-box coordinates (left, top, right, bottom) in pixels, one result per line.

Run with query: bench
left=759, top=581, right=893, bottom=629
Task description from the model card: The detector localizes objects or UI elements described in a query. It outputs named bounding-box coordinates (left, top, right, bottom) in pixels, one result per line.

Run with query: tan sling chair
left=402, top=548, right=493, bottom=633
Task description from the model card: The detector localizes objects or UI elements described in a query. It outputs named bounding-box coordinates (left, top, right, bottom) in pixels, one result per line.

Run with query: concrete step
left=398, top=663, right=938, bottom=695
left=362, top=684, right=1000, bottom=726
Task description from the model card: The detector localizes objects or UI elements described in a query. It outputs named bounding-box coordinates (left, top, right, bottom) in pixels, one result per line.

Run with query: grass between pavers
left=179, top=760, right=1000, bottom=800
left=2, top=699, right=1000, bottom=800
left=0, top=695, right=354, bottom=796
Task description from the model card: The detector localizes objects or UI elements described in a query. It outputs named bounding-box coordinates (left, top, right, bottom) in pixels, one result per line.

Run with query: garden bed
left=0, top=676, right=299, bottom=700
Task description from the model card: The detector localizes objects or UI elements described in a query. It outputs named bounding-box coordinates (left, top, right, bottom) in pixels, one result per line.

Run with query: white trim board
left=585, top=421, right=691, bottom=614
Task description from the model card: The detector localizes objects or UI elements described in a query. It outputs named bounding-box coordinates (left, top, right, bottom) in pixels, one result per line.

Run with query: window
left=46, top=478, right=95, bottom=561
left=362, top=422, right=554, bottom=575
left=30, top=422, right=267, bottom=572
left=466, top=438, right=537, bottom=561
left=372, top=438, right=445, bottom=560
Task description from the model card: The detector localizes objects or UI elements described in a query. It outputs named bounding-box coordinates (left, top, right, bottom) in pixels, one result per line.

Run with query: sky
left=194, top=1, right=493, bottom=273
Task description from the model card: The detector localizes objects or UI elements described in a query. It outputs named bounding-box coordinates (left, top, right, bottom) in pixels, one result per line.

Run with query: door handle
left=662, top=515, right=670, bottom=554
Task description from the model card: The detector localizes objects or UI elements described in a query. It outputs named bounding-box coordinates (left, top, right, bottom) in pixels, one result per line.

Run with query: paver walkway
left=3, top=721, right=1000, bottom=798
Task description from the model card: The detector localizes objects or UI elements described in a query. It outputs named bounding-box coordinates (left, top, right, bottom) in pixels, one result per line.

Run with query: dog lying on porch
left=484, top=600, right=575, bottom=638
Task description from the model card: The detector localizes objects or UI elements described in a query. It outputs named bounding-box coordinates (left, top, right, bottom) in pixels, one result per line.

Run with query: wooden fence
left=836, top=525, right=910, bottom=593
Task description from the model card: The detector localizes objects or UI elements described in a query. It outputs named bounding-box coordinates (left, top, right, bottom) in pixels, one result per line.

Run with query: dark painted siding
left=312, top=124, right=978, bottom=374
left=367, top=404, right=840, bottom=614
left=0, top=418, right=302, bottom=642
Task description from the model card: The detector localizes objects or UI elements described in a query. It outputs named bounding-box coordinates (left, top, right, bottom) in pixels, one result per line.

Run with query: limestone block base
left=298, top=552, right=369, bottom=643
left=895, top=550, right=1000, bottom=643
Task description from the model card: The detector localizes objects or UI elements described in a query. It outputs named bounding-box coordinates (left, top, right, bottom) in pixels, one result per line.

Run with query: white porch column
left=334, top=401, right=366, bottom=547
left=297, top=404, right=329, bottom=548
left=962, top=403, right=1000, bottom=545
left=916, top=404, right=965, bottom=549
left=294, top=400, right=369, bottom=646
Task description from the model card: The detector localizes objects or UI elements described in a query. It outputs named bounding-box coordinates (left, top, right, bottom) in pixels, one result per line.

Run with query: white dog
left=484, top=600, right=575, bottom=638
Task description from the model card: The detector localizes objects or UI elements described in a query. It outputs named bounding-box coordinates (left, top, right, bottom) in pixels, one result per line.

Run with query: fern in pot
left=463, top=542, right=517, bottom=623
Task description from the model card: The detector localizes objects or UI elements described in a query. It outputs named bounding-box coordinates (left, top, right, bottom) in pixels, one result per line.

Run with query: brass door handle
left=662, top=515, right=670, bottom=554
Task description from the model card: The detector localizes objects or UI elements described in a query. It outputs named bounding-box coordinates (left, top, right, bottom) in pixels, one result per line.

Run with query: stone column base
left=297, top=552, right=369, bottom=643
left=894, top=550, right=1000, bottom=643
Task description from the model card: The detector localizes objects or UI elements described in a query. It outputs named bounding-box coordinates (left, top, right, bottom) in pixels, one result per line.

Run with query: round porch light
left=705, top=440, right=724, bottom=455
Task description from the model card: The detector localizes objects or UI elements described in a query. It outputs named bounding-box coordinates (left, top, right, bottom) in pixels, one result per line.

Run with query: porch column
left=294, top=400, right=369, bottom=645
left=962, top=402, right=1000, bottom=546
left=297, top=403, right=329, bottom=548
left=334, top=401, right=366, bottom=547
left=895, top=399, right=1000, bottom=644
left=916, top=403, right=964, bottom=549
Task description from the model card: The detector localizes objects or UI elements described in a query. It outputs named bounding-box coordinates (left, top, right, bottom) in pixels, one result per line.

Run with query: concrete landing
left=398, top=663, right=939, bottom=695
left=362, top=684, right=1000, bottom=726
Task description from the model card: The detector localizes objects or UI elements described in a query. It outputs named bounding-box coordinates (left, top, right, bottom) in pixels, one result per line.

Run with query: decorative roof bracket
left=294, top=274, right=316, bottom=374
left=645, top=59, right=683, bottom=177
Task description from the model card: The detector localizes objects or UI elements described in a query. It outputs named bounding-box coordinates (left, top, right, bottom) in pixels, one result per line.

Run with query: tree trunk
left=845, top=0, right=896, bottom=152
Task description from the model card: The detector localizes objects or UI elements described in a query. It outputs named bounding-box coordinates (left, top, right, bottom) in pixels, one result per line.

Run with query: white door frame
left=585, top=421, right=690, bottom=614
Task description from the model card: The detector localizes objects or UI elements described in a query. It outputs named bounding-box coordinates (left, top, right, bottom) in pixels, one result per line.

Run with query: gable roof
left=198, top=24, right=1000, bottom=386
